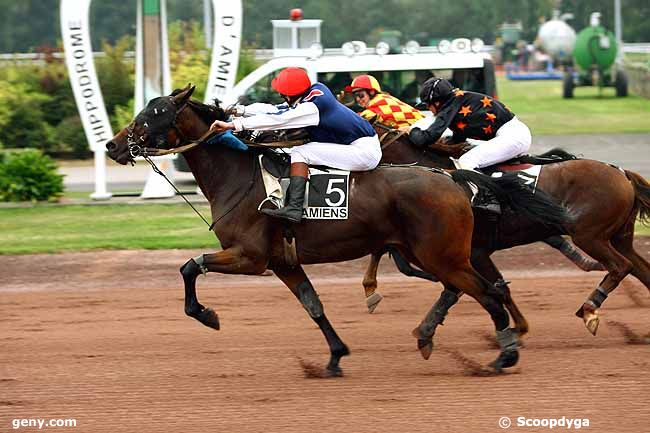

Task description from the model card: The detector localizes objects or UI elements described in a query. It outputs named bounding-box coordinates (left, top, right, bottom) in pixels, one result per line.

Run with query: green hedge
left=0, top=26, right=260, bottom=159
left=0, top=149, right=63, bottom=202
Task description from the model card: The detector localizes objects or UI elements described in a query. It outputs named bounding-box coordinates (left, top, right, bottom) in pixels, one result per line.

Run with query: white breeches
left=458, top=116, right=532, bottom=169
left=291, top=135, right=382, bottom=171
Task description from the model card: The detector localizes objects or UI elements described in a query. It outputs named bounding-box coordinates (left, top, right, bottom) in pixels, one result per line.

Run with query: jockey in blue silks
left=209, top=67, right=381, bottom=223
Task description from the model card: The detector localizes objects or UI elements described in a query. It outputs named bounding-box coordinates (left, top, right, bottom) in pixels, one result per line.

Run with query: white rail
left=1, top=43, right=648, bottom=64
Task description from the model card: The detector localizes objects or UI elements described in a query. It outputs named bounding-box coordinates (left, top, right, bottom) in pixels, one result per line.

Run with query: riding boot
left=261, top=162, right=308, bottom=223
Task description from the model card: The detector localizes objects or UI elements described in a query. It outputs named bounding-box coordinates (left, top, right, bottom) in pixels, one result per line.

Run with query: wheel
left=563, top=71, right=574, bottom=98
left=615, top=69, right=628, bottom=97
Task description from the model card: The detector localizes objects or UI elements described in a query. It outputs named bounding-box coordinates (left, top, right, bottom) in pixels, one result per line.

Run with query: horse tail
left=450, top=169, right=572, bottom=230
left=625, top=170, right=650, bottom=225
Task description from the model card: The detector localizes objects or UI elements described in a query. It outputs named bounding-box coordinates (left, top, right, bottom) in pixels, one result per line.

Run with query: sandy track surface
left=1, top=241, right=649, bottom=433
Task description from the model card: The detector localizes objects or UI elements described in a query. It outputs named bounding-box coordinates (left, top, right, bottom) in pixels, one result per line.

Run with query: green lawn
left=1, top=202, right=648, bottom=254
left=636, top=222, right=650, bottom=236
left=0, top=204, right=219, bottom=254
left=497, top=76, right=650, bottom=135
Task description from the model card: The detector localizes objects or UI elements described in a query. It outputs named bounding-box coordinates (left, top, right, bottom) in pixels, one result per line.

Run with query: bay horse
left=105, top=86, right=571, bottom=375
left=367, top=122, right=650, bottom=338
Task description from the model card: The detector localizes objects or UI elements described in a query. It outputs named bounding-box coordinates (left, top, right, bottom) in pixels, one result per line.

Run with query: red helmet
left=271, top=67, right=312, bottom=97
left=344, top=74, right=382, bottom=93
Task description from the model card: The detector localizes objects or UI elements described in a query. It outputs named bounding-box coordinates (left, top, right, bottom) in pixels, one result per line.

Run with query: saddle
left=258, top=149, right=333, bottom=180
left=478, top=148, right=579, bottom=176
left=259, top=149, right=291, bottom=178
left=468, top=150, right=579, bottom=213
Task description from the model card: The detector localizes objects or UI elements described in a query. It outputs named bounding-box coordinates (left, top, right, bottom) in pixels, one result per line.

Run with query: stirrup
left=260, top=206, right=302, bottom=223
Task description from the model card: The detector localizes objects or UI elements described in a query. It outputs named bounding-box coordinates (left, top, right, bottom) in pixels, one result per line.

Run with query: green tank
left=563, top=14, right=627, bottom=99
left=573, top=26, right=617, bottom=71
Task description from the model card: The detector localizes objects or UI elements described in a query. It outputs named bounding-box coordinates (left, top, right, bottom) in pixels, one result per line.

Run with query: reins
left=141, top=154, right=213, bottom=229
left=127, top=102, right=259, bottom=231
left=374, top=122, right=407, bottom=150
left=142, top=149, right=258, bottom=231
left=127, top=121, right=214, bottom=158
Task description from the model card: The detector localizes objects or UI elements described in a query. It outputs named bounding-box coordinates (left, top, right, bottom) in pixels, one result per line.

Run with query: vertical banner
left=60, top=0, right=111, bottom=199
left=60, top=0, right=113, bottom=153
left=205, top=0, right=243, bottom=104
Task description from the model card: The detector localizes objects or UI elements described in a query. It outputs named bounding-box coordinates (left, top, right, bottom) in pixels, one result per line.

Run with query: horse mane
left=171, top=88, right=226, bottom=124
left=372, top=121, right=462, bottom=161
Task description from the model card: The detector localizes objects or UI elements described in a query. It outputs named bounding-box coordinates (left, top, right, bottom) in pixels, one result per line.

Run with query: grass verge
left=497, top=76, right=650, bottom=135
left=1, top=202, right=648, bottom=254
left=0, top=204, right=219, bottom=254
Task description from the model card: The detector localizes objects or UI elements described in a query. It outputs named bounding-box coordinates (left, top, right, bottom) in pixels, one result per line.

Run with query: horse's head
left=106, top=84, right=227, bottom=165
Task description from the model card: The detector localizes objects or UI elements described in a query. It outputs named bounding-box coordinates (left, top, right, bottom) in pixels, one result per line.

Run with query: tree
left=95, top=36, right=134, bottom=116
left=1, top=1, right=649, bottom=53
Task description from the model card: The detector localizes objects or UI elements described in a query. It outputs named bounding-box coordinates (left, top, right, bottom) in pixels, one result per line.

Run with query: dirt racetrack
left=1, top=240, right=649, bottom=433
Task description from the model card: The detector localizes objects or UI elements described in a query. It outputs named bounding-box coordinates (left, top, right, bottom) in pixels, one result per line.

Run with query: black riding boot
left=261, top=176, right=307, bottom=223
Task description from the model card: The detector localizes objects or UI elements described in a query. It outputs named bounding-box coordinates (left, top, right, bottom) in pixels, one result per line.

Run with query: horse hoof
left=326, top=365, right=344, bottom=377
left=575, top=305, right=585, bottom=318
left=411, top=326, right=434, bottom=359
left=584, top=315, right=600, bottom=336
left=488, top=348, right=519, bottom=372
left=366, top=292, right=383, bottom=313
left=197, top=308, right=220, bottom=330
left=418, top=339, right=433, bottom=360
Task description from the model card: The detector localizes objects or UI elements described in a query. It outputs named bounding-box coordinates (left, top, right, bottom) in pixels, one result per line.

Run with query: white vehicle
left=222, top=39, right=497, bottom=109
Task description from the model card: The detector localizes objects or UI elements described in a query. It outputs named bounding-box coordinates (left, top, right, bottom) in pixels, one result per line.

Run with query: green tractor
left=563, top=12, right=628, bottom=98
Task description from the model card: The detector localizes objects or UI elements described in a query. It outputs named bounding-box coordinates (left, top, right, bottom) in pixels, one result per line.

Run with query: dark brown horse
left=367, top=122, right=650, bottom=337
left=105, top=86, right=571, bottom=375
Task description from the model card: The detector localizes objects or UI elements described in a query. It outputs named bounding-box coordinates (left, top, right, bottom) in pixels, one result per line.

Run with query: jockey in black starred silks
left=402, top=77, right=532, bottom=170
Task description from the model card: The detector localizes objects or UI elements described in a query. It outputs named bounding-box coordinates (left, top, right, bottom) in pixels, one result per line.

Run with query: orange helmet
left=345, top=74, right=382, bottom=93
left=271, top=67, right=312, bottom=97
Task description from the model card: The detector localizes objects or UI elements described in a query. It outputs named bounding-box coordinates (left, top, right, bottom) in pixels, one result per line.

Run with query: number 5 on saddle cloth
left=258, top=154, right=350, bottom=220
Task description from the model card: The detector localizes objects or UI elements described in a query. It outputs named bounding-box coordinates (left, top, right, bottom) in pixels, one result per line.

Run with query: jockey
left=346, top=74, right=424, bottom=128
left=209, top=67, right=381, bottom=223
left=403, top=77, right=531, bottom=170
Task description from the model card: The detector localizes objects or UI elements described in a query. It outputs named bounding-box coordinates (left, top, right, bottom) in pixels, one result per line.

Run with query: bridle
left=125, top=99, right=215, bottom=228
left=124, top=97, right=257, bottom=230
left=126, top=122, right=147, bottom=159
left=126, top=99, right=212, bottom=159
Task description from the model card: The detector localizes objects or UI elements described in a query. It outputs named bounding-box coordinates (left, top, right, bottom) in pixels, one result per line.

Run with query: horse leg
left=441, top=266, right=519, bottom=372
left=573, top=237, right=633, bottom=335
left=274, top=266, right=350, bottom=376
left=470, top=250, right=530, bottom=337
left=617, top=248, right=650, bottom=293
left=413, top=250, right=529, bottom=351
left=388, top=246, right=440, bottom=282
left=180, top=247, right=266, bottom=330
left=411, top=285, right=462, bottom=359
left=543, top=235, right=606, bottom=272
left=362, top=253, right=383, bottom=313
left=362, top=247, right=441, bottom=314
left=611, top=215, right=650, bottom=293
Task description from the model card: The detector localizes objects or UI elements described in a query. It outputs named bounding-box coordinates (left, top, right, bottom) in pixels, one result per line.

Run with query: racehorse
left=367, top=122, right=650, bottom=337
left=105, top=86, right=571, bottom=375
